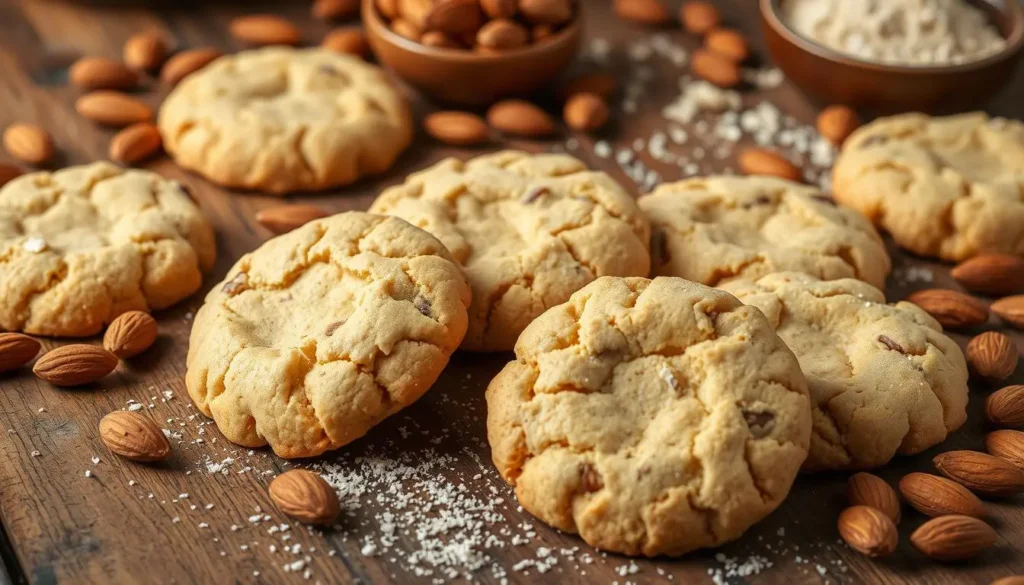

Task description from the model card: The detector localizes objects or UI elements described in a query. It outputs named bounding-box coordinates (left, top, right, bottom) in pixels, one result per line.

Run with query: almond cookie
left=640, top=176, right=890, bottom=289
left=186, top=212, right=470, bottom=458
left=158, top=47, right=412, bottom=195
left=0, top=162, right=215, bottom=337
left=833, top=112, right=1024, bottom=262
left=370, top=151, right=651, bottom=352
left=486, top=276, right=811, bottom=556
left=722, top=272, right=969, bottom=471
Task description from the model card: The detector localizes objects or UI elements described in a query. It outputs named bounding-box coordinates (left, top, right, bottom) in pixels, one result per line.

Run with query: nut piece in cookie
left=486, top=276, right=811, bottom=556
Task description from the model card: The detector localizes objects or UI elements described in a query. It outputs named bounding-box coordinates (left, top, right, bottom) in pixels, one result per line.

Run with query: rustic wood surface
left=0, top=1, right=1023, bottom=584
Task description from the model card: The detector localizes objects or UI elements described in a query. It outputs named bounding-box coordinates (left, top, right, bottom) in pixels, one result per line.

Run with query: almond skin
left=481, top=0, right=517, bottom=19
left=124, top=31, right=170, bottom=71
left=560, top=73, right=618, bottom=102
left=681, top=1, right=721, bottom=35
left=486, top=100, right=555, bottom=138
left=848, top=472, right=900, bottom=524
left=256, top=204, right=331, bottom=234
left=424, top=111, right=490, bottom=145
left=519, top=0, right=573, bottom=25
left=614, top=0, right=670, bottom=25
left=951, top=253, right=1024, bottom=296
left=476, top=19, right=529, bottom=49
left=109, top=122, right=162, bottom=165
left=906, top=289, right=989, bottom=329
left=161, top=48, right=222, bottom=85
left=103, top=311, right=158, bottom=359
left=3, top=124, right=54, bottom=165
left=33, top=344, right=118, bottom=386
left=986, top=385, right=1024, bottom=427
left=817, top=105, right=861, bottom=146
left=0, top=163, right=22, bottom=187
left=836, top=506, right=898, bottom=558
left=910, top=515, right=997, bottom=561
left=230, top=15, right=302, bottom=46
left=705, top=28, right=750, bottom=62
left=690, top=49, right=740, bottom=88
left=69, top=57, right=138, bottom=90
left=986, top=430, right=1024, bottom=470
left=322, top=28, right=370, bottom=57
left=99, top=411, right=171, bottom=462
left=0, top=333, right=41, bottom=373
left=313, top=0, right=360, bottom=20
left=563, top=93, right=609, bottom=133
left=268, top=470, right=340, bottom=525
left=934, top=450, right=1024, bottom=497
left=898, top=472, right=986, bottom=518
left=738, top=148, right=802, bottom=182
left=425, top=0, right=484, bottom=35
left=966, top=331, right=1018, bottom=380
left=75, top=91, right=153, bottom=127
left=992, top=295, right=1024, bottom=329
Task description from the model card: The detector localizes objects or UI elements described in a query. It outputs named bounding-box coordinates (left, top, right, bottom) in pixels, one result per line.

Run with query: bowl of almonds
left=363, top=0, right=582, bottom=106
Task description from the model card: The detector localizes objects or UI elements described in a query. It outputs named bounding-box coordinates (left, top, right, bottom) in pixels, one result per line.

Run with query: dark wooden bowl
left=761, top=0, right=1024, bottom=113
left=362, top=0, right=582, bottom=107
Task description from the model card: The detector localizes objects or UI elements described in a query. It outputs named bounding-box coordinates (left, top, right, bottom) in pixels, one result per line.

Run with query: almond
left=313, top=0, right=360, bottom=20
left=898, top=472, right=986, bottom=518
left=0, top=333, right=41, bottom=373
left=906, top=289, right=989, bottom=329
left=519, top=0, right=573, bottom=25
left=986, top=385, right=1024, bottom=427
left=398, top=0, right=433, bottom=29
left=560, top=73, right=618, bottom=102
left=390, top=18, right=422, bottom=41
left=848, top=472, right=900, bottom=524
left=992, top=295, right=1024, bottom=329
left=563, top=93, right=609, bottom=133
left=934, top=450, right=1024, bottom=496
left=256, top=204, right=330, bottom=234
left=681, top=1, right=721, bottom=35
left=377, top=0, right=400, bottom=19
left=103, top=311, right=158, bottom=359
left=160, top=48, right=222, bottom=85
left=124, top=31, right=170, bottom=71
left=481, top=0, right=517, bottom=19
left=421, top=31, right=462, bottom=48
left=109, top=122, right=162, bottom=165
left=268, top=470, right=340, bottom=525
left=951, top=253, right=1024, bottom=296
left=991, top=578, right=1024, bottom=585
left=836, top=506, right=897, bottom=558
left=424, top=111, right=490, bottom=145
left=75, top=91, right=153, bottom=127
left=230, top=15, right=301, bottom=46
left=532, top=24, right=556, bottom=42
left=817, top=105, right=860, bottom=146
left=2, top=124, right=54, bottom=165
left=910, top=515, right=997, bottom=561
left=738, top=148, right=802, bottom=182
left=32, top=344, right=118, bottom=386
left=486, top=100, right=555, bottom=138
left=69, top=57, right=138, bottom=90
left=690, top=49, right=740, bottom=88
left=99, top=411, right=171, bottom=462
left=426, top=0, right=484, bottom=35
left=986, top=430, right=1024, bottom=470
left=476, top=19, right=529, bottom=49
left=705, top=28, right=749, bottom=62
left=322, top=28, right=370, bottom=57
left=966, top=331, right=1018, bottom=380
left=0, top=163, right=22, bottom=187
left=614, top=0, right=670, bottom=25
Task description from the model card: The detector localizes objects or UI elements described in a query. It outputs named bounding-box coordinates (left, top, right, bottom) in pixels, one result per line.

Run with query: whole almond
left=377, top=0, right=400, bottom=19
left=124, top=31, right=170, bottom=71
left=256, top=204, right=330, bottom=234
left=0, top=163, right=22, bottom=187
left=532, top=24, right=556, bottom=42
left=323, top=28, right=370, bottom=57
left=519, top=0, right=573, bottom=24
left=398, top=0, right=433, bottom=29
left=738, top=148, right=802, bottom=182
left=563, top=93, right=609, bottom=133
left=987, top=385, right=1024, bottom=427
left=966, top=331, right=1018, bottom=380
left=477, top=19, right=529, bottom=49
left=836, top=506, right=898, bottom=558
left=848, top=472, right=900, bottom=524
left=33, top=344, right=118, bottom=386
left=424, top=111, right=490, bottom=145
left=690, top=49, right=741, bottom=88
left=230, top=15, right=301, bottom=46
left=899, top=472, right=986, bottom=518
left=614, top=0, right=670, bottom=25
left=817, top=105, right=861, bottom=146
left=560, top=73, right=618, bottom=102
left=109, top=122, right=162, bottom=165
left=992, top=295, right=1024, bottom=329
left=425, top=0, right=483, bottom=35
left=390, top=18, right=422, bottom=41
left=313, top=0, right=360, bottom=20
left=0, top=333, right=41, bottom=373
left=161, top=48, right=222, bottom=85
left=268, top=470, right=340, bottom=525
left=103, top=311, right=158, bottom=359
left=75, top=91, right=153, bottom=127
left=421, top=31, right=461, bottom=48
left=992, top=578, right=1024, bottom=585
left=3, top=124, right=54, bottom=165
left=934, top=450, right=1024, bottom=496
left=681, top=1, right=721, bottom=35
left=705, top=28, right=750, bottom=62
left=487, top=100, right=555, bottom=138
left=951, top=253, right=1024, bottom=296
left=481, top=0, right=517, bottom=19
left=69, top=57, right=138, bottom=90
left=986, top=430, right=1024, bottom=470
left=906, top=289, right=989, bottom=329
left=910, top=515, right=997, bottom=561
left=99, top=411, right=171, bottom=462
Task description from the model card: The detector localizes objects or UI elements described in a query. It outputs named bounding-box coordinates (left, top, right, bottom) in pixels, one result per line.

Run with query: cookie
left=370, top=151, right=651, bottom=352
left=639, top=176, right=891, bottom=290
left=186, top=212, right=470, bottom=458
left=0, top=162, right=215, bottom=337
left=833, top=112, right=1024, bottom=261
left=722, top=272, right=969, bottom=471
left=158, top=47, right=412, bottom=195
left=486, top=276, right=811, bottom=556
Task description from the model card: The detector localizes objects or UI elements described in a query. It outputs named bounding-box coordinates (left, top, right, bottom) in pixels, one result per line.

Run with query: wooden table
left=1, top=1, right=1022, bottom=584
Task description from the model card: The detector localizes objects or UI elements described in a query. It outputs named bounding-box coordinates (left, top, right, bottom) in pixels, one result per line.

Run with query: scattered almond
left=99, top=411, right=171, bottom=462
left=481, top=0, right=517, bottom=19
left=905, top=289, right=989, bottom=329
left=109, top=122, right=162, bottom=165
left=560, top=72, right=618, bottom=102
left=966, top=331, right=1018, bottom=380
left=2, top=124, right=55, bottom=165
left=910, top=515, right=997, bottom=561
left=160, top=48, right=222, bottom=85
left=486, top=100, right=555, bottom=137
left=519, top=0, right=573, bottom=24
left=424, top=111, right=490, bottom=145
left=987, top=385, right=1024, bottom=427
left=614, top=0, right=670, bottom=25
left=124, top=31, right=170, bottom=71
left=268, top=469, right=340, bottom=525
left=690, top=49, right=740, bottom=88
left=705, top=28, right=749, bottom=62
left=32, top=344, right=118, bottom=387
left=986, top=430, right=1024, bottom=470
left=103, top=311, right=158, bottom=359
left=681, top=1, right=721, bottom=35
left=0, top=333, right=41, bottom=373
left=992, top=295, right=1024, bottom=329
left=256, top=204, right=331, bottom=234
left=951, top=253, right=1024, bottom=296
left=899, top=472, right=986, bottom=518
left=230, top=15, right=301, bottom=46
left=322, top=28, right=370, bottom=57
left=848, top=472, right=900, bottom=524
left=69, top=57, right=138, bottom=91
left=426, top=0, right=484, bottom=35
left=836, top=506, right=898, bottom=558
left=0, top=163, right=22, bottom=188
left=313, top=0, right=359, bottom=20
left=934, top=450, right=1024, bottom=497
left=75, top=91, right=153, bottom=127
left=738, top=148, right=802, bottom=182
left=817, top=105, right=861, bottom=146
left=563, top=93, right=610, bottom=133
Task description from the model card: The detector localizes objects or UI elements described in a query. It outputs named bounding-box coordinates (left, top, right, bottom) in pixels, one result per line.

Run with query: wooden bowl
left=761, top=0, right=1024, bottom=113
left=362, top=0, right=582, bottom=107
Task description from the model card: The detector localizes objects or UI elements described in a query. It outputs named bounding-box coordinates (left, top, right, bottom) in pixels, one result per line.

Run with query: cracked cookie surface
left=158, top=47, right=412, bottom=194
left=0, top=162, right=215, bottom=337
left=833, top=112, right=1024, bottom=261
left=722, top=272, right=968, bottom=471
left=486, top=276, right=811, bottom=556
left=370, top=151, right=651, bottom=352
left=186, top=212, right=470, bottom=458
left=639, top=176, right=890, bottom=289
